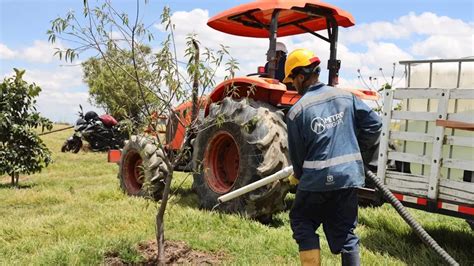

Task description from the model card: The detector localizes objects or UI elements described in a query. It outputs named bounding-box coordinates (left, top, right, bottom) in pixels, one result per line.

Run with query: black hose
left=365, top=170, right=459, bottom=266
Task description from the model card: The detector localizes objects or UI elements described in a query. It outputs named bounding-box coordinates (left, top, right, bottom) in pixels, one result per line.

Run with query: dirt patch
left=105, top=240, right=226, bottom=265
left=81, top=143, right=92, bottom=152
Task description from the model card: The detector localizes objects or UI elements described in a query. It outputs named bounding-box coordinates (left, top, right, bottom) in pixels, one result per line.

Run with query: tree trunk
left=156, top=169, right=173, bottom=265
left=11, top=172, right=19, bottom=188
left=191, top=40, right=200, bottom=124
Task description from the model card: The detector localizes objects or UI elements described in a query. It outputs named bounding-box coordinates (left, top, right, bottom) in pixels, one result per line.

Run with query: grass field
left=0, top=126, right=473, bottom=265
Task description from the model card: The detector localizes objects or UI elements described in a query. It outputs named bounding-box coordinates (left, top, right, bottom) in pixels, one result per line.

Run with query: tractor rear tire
left=118, top=135, right=168, bottom=200
left=192, top=97, right=290, bottom=221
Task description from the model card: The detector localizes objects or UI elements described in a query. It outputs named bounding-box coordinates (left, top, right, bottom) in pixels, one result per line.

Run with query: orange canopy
left=207, top=0, right=355, bottom=38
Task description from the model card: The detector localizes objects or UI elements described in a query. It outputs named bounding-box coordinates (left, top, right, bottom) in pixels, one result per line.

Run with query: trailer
left=375, top=58, right=474, bottom=223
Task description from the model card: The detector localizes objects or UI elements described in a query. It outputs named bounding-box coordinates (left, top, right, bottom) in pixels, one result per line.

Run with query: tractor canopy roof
left=207, top=0, right=355, bottom=38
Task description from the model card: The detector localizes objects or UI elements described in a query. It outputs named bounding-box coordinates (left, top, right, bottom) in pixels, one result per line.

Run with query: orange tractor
left=110, top=0, right=377, bottom=221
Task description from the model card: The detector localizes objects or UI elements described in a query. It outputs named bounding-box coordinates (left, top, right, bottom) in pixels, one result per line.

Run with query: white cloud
left=24, top=66, right=102, bottom=122
left=341, top=12, right=473, bottom=44
left=36, top=91, right=102, bottom=123
left=21, top=40, right=59, bottom=63
left=23, top=66, right=83, bottom=91
left=0, top=43, right=17, bottom=59
left=398, top=12, right=473, bottom=37
left=340, top=12, right=473, bottom=62
left=2, top=65, right=99, bottom=123
left=411, top=35, right=474, bottom=59
left=336, top=42, right=412, bottom=90
left=362, top=42, right=412, bottom=67
left=0, top=40, right=62, bottom=63
left=341, top=21, right=410, bottom=43
left=155, top=9, right=269, bottom=78
left=399, top=13, right=474, bottom=59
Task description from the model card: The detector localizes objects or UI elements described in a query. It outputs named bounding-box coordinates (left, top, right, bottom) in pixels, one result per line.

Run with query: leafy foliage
left=357, top=64, right=405, bottom=114
left=0, top=69, right=53, bottom=185
left=82, top=44, right=157, bottom=121
left=48, top=0, right=236, bottom=262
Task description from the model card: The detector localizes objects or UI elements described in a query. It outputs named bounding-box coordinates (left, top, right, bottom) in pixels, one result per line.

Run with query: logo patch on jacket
left=311, top=112, right=344, bottom=134
left=326, top=175, right=335, bottom=185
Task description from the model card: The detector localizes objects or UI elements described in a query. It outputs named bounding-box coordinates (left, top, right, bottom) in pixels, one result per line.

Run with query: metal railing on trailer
left=376, top=58, right=474, bottom=219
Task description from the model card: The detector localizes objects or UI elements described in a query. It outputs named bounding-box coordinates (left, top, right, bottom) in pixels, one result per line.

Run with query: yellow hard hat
left=283, top=49, right=321, bottom=83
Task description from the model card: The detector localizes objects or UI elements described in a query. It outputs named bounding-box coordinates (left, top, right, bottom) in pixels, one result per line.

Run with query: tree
left=0, top=69, right=53, bottom=187
left=48, top=1, right=235, bottom=263
left=357, top=64, right=404, bottom=114
left=82, top=44, right=158, bottom=121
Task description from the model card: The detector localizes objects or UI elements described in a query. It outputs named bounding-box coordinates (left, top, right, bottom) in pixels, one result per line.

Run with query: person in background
left=265, top=42, right=287, bottom=82
left=284, top=48, right=382, bottom=266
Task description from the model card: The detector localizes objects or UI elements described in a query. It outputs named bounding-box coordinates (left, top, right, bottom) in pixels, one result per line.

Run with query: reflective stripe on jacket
left=287, top=83, right=382, bottom=192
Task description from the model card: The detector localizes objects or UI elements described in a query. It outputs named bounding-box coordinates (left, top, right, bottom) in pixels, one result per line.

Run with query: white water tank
left=400, top=59, right=473, bottom=181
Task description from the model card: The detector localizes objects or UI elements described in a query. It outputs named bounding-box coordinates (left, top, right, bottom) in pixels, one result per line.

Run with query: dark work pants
left=289, top=188, right=360, bottom=264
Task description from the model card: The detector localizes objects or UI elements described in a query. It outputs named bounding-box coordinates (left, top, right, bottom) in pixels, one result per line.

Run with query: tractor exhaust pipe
left=217, top=166, right=293, bottom=203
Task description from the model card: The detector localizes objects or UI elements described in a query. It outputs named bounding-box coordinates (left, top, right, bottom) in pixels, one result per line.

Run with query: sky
left=1, top=0, right=473, bottom=123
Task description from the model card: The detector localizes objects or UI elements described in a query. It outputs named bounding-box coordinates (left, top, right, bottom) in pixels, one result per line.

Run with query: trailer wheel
left=118, top=135, right=168, bottom=200
left=193, top=97, right=290, bottom=221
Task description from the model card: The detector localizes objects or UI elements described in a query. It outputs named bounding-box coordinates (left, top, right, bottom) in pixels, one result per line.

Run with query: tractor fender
left=166, top=77, right=379, bottom=151
left=208, top=76, right=301, bottom=108
left=168, top=77, right=299, bottom=150
left=207, top=77, right=379, bottom=109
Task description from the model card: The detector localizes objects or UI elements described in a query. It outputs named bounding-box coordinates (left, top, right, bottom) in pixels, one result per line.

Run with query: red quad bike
left=109, top=0, right=380, bottom=221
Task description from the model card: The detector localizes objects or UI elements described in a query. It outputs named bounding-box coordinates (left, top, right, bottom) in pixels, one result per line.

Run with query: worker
left=264, top=42, right=287, bottom=82
left=284, top=49, right=382, bottom=266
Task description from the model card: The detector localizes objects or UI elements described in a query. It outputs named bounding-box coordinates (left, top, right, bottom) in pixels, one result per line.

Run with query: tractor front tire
left=118, top=135, right=168, bottom=200
left=192, top=97, right=290, bottom=221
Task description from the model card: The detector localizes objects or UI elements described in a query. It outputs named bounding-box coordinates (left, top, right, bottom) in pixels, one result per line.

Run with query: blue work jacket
left=287, top=82, right=382, bottom=192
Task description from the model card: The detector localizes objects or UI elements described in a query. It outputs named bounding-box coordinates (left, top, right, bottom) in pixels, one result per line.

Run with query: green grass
left=0, top=126, right=473, bottom=265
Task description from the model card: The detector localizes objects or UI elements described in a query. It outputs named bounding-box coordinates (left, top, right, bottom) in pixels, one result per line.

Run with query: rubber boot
left=341, top=251, right=360, bottom=266
left=299, top=249, right=320, bottom=266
